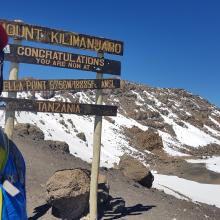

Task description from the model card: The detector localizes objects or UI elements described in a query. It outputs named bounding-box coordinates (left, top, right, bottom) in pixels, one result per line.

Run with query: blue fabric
left=0, top=50, right=4, bottom=95
left=0, top=148, right=27, bottom=220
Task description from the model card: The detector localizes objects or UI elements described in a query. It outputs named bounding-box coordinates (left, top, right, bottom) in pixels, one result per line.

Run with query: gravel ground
left=13, top=133, right=220, bottom=220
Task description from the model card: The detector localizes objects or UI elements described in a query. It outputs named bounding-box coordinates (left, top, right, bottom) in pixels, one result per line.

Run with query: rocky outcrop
left=184, top=143, right=220, bottom=157
left=14, top=124, right=70, bottom=153
left=102, top=81, right=220, bottom=144
left=14, top=123, right=44, bottom=140
left=45, top=140, right=70, bottom=153
left=125, top=126, right=163, bottom=151
left=132, top=110, right=162, bottom=121
left=77, top=132, right=87, bottom=142
left=119, top=154, right=154, bottom=188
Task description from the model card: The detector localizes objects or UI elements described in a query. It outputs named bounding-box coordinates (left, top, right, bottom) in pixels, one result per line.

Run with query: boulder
left=119, top=154, right=154, bottom=188
left=46, top=169, right=109, bottom=219
left=138, top=171, right=154, bottom=188
left=46, top=168, right=90, bottom=220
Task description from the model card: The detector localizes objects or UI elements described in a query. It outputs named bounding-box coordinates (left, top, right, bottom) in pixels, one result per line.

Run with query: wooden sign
left=0, top=19, right=123, bottom=56
left=3, top=78, right=121, bottom=92
left=5, top=44, right=121, bottom=75
left=0, top=97, right=117, bottom=116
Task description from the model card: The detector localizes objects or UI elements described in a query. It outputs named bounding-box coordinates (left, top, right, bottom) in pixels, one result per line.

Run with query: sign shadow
left=28, top=203, right=50, bottom=220
left=99, top=196, right=156, bottom=220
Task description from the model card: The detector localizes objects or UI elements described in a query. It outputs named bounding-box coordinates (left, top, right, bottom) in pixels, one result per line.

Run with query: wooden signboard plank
left=0, top=19, right=123, bottom=56
left=5, top=44, right=121, bottom=75
left=3, top=78, right=121, bottom=92
left=0, top=97, right=117, bottom=116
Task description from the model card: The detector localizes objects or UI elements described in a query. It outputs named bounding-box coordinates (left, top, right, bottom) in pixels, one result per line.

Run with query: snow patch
left=162, top=114, right=220, bottom=147
left=204, top=125, right=220, bottom=137
left=187, top=156, right=220, bottom=174
left=153, top=173, right=220, bottom=208
left=210, top=117, right=220, bottom=128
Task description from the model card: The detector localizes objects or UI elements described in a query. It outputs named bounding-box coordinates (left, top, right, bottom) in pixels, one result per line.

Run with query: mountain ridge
left=1, top=80, right=220, bottom=210
left=1, top=80, right=220, bottom=168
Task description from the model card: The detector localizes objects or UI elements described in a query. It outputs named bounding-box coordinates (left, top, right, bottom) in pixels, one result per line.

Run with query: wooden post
left=4, top=20, right=22, bottom=139
left=89, top=52, right=104, bottom=220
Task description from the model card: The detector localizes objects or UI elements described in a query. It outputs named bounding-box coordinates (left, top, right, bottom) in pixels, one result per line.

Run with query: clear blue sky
left=1, top=0, right=220, bottom=107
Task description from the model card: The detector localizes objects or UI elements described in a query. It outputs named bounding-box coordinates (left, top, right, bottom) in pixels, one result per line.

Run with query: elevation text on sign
left=3, top=79, right=120, bottom=92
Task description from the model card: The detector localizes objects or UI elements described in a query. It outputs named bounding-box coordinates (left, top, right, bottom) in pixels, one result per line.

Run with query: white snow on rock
left=212, top=110, right=220, bottom=117
left=187, top=156, right=220, bottom=174
left=153, top=173, right=220, bottom=208
left=161, top=113, right=220, bottom=148
left=0, top=107, right=148, bottom=168
left=158, top=130, right=190, bottom=156
left=204, top=125, right=220, bottom=137
left=173, top=122, right=220, bottom=147
left=163, top=143, right=189, bottom=156
left=14, top=111, right=136, bottom=168
left=210, top=116, right=220, bottom=128
left=1, top=89, right=220, bottom=163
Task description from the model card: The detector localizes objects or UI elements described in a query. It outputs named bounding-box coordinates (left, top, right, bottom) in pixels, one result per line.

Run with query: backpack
left=0, top=50, right=4, bottom=95
left=0, top=129, right=27, bottom=219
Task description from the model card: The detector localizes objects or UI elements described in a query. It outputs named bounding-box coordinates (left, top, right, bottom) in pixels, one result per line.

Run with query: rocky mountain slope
left=2, top=80, right=220, bottom=164
left=1, top=80, right=220, bottom=211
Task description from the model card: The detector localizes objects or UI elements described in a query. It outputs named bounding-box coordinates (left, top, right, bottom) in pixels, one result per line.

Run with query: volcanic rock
left=119, top=154, right=154, bottom=188
left=126, top=126, right=163, bottom=151
left=45, top=140, right=70, bottom=153
left=46, top=168, right=90, bottom=220
left=14, top=123, right=44, bottom=140
left=46, top=169, right=109, bottom=219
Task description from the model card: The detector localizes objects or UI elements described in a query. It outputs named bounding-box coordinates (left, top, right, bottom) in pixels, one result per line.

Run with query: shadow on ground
left=99, top=197, right=156, bottom=220
left=28, top=196, right=155, bottom=220
left=28, top=204, right=50, bottom=220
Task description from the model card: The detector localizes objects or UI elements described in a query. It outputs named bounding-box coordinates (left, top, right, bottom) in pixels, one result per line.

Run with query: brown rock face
left=46, top=168, right=90, bottom=220
left=14, top=124, right=70, bottom=153
left=185, top=143, right=220, bottom=157
left=77, top=132, right=87, bottom=142
left=45, top=140, right=70, bottom=153
left=126, top=126, right=163, bottom=151
left=119, top=154, right=154, bottom=188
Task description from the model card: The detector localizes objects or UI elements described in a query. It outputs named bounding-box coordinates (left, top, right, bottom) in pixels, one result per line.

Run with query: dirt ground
left=13, top=132, right=220, bottom=220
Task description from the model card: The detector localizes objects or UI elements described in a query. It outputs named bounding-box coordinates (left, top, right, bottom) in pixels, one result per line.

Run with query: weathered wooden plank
left=3, top=78, right=120, bottom=92
left=5, top=44, right=121, bottom=75
left=0, top=97, right=117, bottom=116
left=0, top=19, right=123, bottom=56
